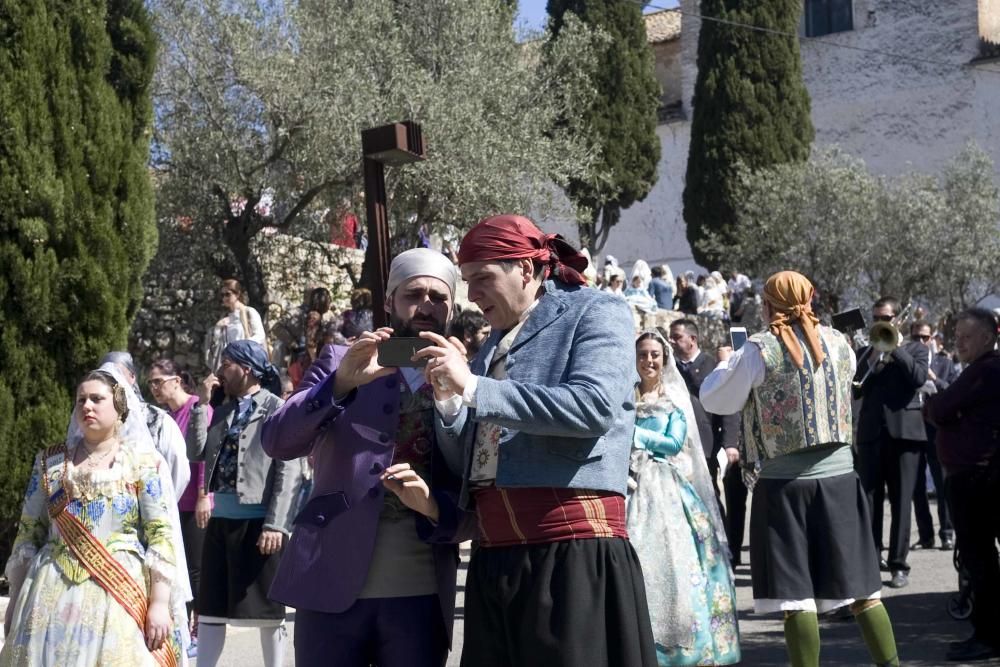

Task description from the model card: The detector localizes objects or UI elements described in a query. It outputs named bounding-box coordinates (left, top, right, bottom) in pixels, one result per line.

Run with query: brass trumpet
left=853, top=302, right=912, bottom=389
left=868, top=320, right=902, bottom=353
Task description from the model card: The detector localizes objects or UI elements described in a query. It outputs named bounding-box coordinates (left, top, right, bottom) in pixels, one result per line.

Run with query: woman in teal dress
left=627, top=331, right=741, bottom=666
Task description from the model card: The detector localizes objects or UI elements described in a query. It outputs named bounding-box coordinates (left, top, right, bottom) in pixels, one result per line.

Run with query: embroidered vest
left=741, top=325, right=854, bottom=466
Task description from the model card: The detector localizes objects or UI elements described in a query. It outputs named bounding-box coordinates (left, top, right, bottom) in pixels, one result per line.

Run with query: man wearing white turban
left=262, top=247, right=471, bottom=667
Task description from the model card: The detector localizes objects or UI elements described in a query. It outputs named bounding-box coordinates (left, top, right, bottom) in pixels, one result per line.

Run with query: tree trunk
left=219, top=198, right=268, bottom=314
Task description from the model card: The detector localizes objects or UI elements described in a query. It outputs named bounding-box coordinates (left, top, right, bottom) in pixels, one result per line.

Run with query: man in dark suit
left=853, top=297, right=929, bottom=589
left=668, top=318, right=747, bottom=566
left=912, top=324, right=957, bottom=551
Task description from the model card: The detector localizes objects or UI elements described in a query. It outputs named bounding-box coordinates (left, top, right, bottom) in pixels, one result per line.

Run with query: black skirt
left=199, top=517, right=287, bottom=625
left=749, top=471, right=882, bottom=613
left=461, top=537, right=657, bottom=667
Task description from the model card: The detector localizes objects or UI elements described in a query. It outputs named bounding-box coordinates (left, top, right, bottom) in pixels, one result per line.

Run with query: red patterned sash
left=41, top=445, right=177, bottom=667
left=473, top=487, right=627, bottom=547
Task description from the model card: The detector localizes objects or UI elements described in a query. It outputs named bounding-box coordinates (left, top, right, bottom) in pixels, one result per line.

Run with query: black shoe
left=911, top=540, right=935, bottom=550
left=887, top=571, right=909, bottom=588
left=946, top=637, right=998, bottom=661
left=879, top=558, right=890, bottom=571
left=941, top=537, right=956, bottom=550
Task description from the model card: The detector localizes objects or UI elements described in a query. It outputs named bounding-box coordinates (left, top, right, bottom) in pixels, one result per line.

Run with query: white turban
left=387, top=248, right=459, bottom=298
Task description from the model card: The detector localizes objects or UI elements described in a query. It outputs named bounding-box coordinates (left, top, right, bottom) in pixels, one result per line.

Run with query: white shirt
left=701, top=334, right=858, bottom=416
left=699, top=344, right=767, bottom=416
left=204, top=305, right=267, bottom=369
left=144, top=403, right=191, bottom=498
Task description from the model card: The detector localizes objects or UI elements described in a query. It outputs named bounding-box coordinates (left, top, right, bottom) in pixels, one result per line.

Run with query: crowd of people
left=2, top=213, right=999, bottom=667
left=595, top=257, right=756, bottom=324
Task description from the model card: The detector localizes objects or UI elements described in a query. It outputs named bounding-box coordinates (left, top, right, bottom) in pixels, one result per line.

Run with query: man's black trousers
left=857, top=433, right=924, bottom=572
left=947, top=467, right=1000, bottom=646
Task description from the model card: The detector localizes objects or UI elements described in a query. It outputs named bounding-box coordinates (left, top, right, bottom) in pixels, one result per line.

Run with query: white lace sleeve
left=4, top=453, right=50, bottom=589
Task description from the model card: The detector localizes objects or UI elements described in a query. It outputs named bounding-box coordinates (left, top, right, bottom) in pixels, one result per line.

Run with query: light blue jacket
left=441, top=280, right=639, bottom=508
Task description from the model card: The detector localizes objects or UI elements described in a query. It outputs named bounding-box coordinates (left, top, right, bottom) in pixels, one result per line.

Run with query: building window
left=803, top=0, right=853, bottom=38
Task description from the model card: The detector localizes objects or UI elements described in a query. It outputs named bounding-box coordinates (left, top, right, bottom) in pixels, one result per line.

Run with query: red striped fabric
left=474, top=487, right=627, bottom=547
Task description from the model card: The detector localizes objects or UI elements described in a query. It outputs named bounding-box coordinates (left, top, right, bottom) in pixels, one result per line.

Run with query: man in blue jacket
left=416, top=214, right=656, bottom=667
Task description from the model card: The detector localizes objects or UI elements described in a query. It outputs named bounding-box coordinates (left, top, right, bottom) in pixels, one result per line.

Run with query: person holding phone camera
left=260, top=248, right=471, bottom=667
left=701, top=271, right=898, bottom=667
left=417, top=215, right=657, bottom=667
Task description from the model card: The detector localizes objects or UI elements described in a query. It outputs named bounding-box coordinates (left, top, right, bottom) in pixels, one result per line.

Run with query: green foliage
left=684, top=0, right=814, bottom=268
left=0, top=0, right=157, bottom=561
left=546, top=0, right=661, bottom=252
left=701, top=144, right=1000, bottom=316
left=152, top=0, right=600, bottom=309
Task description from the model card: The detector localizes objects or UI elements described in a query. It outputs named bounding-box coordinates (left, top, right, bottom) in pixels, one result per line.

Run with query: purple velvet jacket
left=260, top=344, right=470, bottom=642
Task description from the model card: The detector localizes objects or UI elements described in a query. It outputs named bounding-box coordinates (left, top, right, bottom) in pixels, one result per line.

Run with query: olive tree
left=703, top=144, right=1000, bottom=317
left=151, top=0, right=600, bottom=309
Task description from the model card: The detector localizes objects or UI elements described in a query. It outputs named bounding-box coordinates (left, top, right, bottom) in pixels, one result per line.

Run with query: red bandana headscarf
left=762, top=271, right=825, bottom=370
left=457, top=215, right=589, bottom=286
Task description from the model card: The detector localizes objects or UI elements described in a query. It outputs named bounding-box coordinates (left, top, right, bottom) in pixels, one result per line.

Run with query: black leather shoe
left=879, top=558, right=890, bottom=571
left=887, top=571, right=909, bottom=588
left=941, top=537, right=956, bottom=550
left=911, top=540, right=935, bottom=550
left=946, top=637, right=998, bottom=661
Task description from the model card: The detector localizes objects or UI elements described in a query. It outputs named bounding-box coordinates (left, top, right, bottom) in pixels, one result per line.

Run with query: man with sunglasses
left=909, top=320, right=956, bottom=552
left=853, top=298, right=929, bottom=589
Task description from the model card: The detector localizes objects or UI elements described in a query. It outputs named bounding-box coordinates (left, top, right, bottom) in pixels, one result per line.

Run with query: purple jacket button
left=368, top=486, right=381, bottom=498
left=378, top=433, right=390, bottom=443
left=382, top=404, right=393, bottom=415
left=370, top=462, right=384, bottom=474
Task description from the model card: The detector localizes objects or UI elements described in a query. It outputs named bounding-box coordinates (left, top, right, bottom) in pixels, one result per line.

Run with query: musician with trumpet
left=853, top=297, right=929, bottom=590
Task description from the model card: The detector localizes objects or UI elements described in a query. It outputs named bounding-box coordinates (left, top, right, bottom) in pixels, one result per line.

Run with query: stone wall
left=254, top=231, right=363, bottom=334
left=129, top=220, right=362, bottom=375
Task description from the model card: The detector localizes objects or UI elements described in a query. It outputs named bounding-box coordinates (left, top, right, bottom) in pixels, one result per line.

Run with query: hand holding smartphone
left=377, top=337, right=433, bottom=368
left=729, top=326, right=748, bottom=351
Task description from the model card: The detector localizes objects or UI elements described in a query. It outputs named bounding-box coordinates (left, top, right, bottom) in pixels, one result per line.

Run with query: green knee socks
left=784, top=611, right=820, bottom=667
left=854, top=603, right=899, bottom=666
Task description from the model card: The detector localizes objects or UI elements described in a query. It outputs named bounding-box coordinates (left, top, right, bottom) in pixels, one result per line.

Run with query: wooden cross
left=360, top=121, right=426, bottom=328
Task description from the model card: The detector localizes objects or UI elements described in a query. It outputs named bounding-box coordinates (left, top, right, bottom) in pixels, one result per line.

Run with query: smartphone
left=832, top=307, right=866, bottom=333
left=729, top=327, right=748, bottom=351
left=377, top=337, right=433, bottom=368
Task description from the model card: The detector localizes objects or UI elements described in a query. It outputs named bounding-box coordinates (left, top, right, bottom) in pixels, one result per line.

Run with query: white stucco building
left=546, top=1, right=1000, bottom=278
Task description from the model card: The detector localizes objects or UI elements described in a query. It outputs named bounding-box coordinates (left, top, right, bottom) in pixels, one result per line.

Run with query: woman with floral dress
left=1, top=368, right=185, bottom=666
left=627, top=331, right=741, bottom=666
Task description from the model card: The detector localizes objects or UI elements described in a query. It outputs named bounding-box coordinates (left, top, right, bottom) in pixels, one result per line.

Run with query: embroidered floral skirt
left=0, top=549, right=182, bottom=667
left=628, top=456, right=741, bottom=666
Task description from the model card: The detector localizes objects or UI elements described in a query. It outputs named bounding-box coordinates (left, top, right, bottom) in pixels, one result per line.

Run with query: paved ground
left=2, top=497, right=997, bottom=665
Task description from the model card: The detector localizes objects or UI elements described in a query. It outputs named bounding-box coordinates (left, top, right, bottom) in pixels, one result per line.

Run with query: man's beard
left=390, top=312, right=447, bottom=337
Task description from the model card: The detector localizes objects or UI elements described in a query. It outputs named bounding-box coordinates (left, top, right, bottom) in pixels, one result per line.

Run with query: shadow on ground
left=737, top=591, right=1000, bottom=666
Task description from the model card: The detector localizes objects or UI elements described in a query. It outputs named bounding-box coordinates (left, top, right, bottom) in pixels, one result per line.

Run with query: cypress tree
left=0, top=0, right=157, bottom=559
left=547, top=0, right=661, bottom=252
left=683, top=0, right=814, bottom=267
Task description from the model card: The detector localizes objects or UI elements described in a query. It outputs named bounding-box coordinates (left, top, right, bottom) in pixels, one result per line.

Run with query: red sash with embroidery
left=41, top=445, right=177, bottom=667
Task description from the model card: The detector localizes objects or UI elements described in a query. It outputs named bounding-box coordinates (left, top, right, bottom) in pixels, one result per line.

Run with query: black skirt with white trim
left=749, top=471, right=882, bottom=611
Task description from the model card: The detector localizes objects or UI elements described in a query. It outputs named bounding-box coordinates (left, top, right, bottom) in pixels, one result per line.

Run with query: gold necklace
left=78, top=441, right=117, bottom=471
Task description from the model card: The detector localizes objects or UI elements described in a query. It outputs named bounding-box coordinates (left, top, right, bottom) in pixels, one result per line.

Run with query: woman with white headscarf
left=2, top=364, right=191, bottom=666
left=628, top=331, right=740, bottom=666
left=699, top=274, right=728, bottom=320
